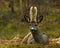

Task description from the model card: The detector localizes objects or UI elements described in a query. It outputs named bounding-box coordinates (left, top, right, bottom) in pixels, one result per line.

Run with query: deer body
left=21, top=6, right=49, bottom=44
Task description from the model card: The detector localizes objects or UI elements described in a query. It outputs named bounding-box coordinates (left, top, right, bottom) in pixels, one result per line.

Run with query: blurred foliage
left=0, top=0, right=60, bottom=47
left=0, top=0, right=60, bottom=39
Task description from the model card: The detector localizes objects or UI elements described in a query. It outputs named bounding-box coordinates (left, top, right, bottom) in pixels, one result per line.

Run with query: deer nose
left=30, top=25, right=36, bottom=32
left=30, top=27, right=35, bottom=30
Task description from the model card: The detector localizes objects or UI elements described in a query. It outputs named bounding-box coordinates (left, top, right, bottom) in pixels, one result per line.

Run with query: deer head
left=29, top=6, right=43, bottom=32
left=23, top=6, right=43, bottom=31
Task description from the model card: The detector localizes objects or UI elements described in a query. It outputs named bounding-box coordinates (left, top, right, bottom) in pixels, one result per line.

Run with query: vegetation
left=0, top=0, right=60, bottom=48
left=0, top=44, right=60, bottom=48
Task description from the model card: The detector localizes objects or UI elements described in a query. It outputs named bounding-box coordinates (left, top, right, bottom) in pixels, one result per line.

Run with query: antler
left=30, top=6, right=33, bottom=22
left=34, top=7, right=37, bottom=22
left=30, top=6, right=37, bottom=22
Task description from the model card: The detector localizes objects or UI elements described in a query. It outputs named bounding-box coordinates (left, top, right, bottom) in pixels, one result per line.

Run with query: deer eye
left=35, top=24, right=37, bottom=26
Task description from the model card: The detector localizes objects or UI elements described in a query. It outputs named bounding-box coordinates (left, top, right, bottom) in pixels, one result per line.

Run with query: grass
left=0, top=44, right=60, bottom=48
left=0, top=2, right=60, bottom=48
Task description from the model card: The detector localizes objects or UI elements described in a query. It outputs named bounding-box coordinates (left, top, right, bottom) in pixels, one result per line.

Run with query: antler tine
left=30, top=6, right=33, bottom=22
left=34, top=6, right=37, bottom=22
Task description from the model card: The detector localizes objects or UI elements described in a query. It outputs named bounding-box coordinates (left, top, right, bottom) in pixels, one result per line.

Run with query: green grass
left=0, top=44, right=60, bottom=48
left=0, top=2, right=60, bottom=48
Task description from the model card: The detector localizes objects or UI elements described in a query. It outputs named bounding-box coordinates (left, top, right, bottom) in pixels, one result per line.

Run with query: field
left=0, top=0, right=60, bottom=48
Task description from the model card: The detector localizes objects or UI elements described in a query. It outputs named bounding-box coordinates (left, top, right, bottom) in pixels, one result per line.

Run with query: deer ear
left=24, top=16, right=30, bottom=23
left=37, top=15, right=43, bottom=23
